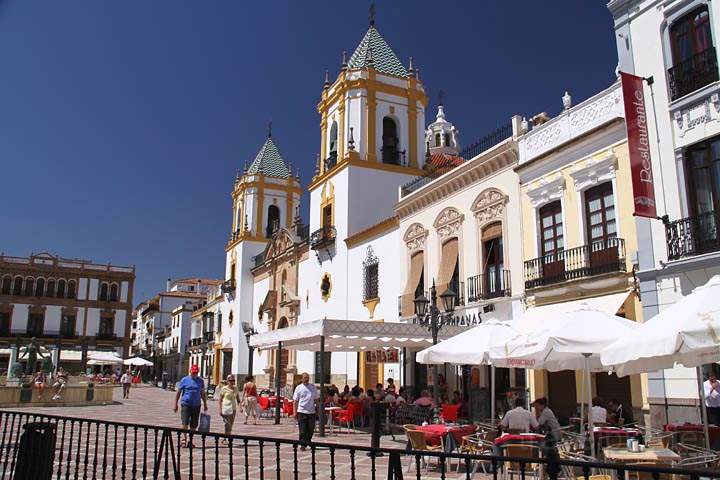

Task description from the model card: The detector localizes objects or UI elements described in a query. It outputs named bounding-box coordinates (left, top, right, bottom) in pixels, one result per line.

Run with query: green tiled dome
left=247, top=137, right=290, bottom=179
left=347, top=26, right=408, bottom=78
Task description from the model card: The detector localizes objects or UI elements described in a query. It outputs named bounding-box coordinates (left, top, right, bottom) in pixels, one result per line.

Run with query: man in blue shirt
left=174, top=364, right=208, bottom=445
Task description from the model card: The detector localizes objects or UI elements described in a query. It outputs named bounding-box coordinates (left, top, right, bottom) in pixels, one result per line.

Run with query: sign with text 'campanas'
left=620, top=72, right=657, bottom=218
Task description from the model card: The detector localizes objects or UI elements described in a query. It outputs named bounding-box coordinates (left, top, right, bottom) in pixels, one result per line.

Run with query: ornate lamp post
left=242, top=322, right=257, bottom=378
left=413, top=280, right=456, bottom=419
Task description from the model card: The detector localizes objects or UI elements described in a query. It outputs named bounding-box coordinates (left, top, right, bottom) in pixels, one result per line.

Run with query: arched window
left=57, top=279, right=66, bottom=298
left=99, top=283, right=109, bottom=302
left=266, top=205, right=280, bottom=238
left=24, top=277, right=34, bottom=297
left=46, top=279, right=56, bottom=298
left=382, top=116, right=400, bottom=165
left=35, top=278, right=45, bottom=297
left=13, top=276, right=23, bottom=296
left=1, top=276, right=11, bottom=295
left=435, top=133, right=441, bottom=147
left=444, top=133, right=451, bottom=147
left=67, top=280, right=76, bottom=299
left=329, top=121, right=338, bottom=156
left=109, top=283, right=119, bottom=302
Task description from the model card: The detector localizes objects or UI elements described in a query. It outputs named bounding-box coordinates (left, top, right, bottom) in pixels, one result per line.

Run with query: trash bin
left=86, top=382, right=94, bottom=401
left=14, top=422, right=57, bottom=480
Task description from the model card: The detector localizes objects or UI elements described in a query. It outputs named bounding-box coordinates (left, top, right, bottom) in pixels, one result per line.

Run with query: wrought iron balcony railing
left=310, top=225, right=336, bottom=250
left=204, top=331, right=214, bottom=342
left=97, top=332, right=118, bottom=341
left=524, top=238, right=626, bottom=289
left=381, top=147, right=404, bottom=165
left=665, top=210, right=720, bottom=261
left=467, top=270, right=511, bottom=303
left=324, top=151, right=338, bottom=172
left=220, top=278, right=235, bottom=295
left=668, top=47, right=719, bottom=101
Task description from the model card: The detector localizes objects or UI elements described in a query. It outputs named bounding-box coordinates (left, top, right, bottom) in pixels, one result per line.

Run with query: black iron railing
left=1, top=411, right=718, bottom=480
left=203, top=331, right=214, bottom=342
left=665, top=210, right=720, bottom=260
left=324, top=151, right=338, bottom=172
left=525, top=238, right=626, bottom=289
left=668, top=47, right=719, bottom=101
left=310, top=225, right=336, bottom=250
left=220, top=278, right=235, bottom=294
left=400, top=172, right=441, bottom=198
left=467, top=270, right=511, bottom=302
left=96, top=332, right=117, bottom=341
left=460, top=122, right=513, bottom=160
left=381, top=146, right=404, bottom=165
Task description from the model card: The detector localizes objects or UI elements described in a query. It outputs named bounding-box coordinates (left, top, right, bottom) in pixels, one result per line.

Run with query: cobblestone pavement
left=1, top=386, right=481, bottom=479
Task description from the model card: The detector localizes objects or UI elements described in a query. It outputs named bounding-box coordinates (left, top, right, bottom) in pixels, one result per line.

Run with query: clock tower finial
left=369, top=2, right=375, bottom=26
left=267, top=120, right=272, bottom=138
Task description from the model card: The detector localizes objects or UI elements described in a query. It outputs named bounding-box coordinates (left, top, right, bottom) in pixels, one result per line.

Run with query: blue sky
left=0, top=1, right=618, bottom=302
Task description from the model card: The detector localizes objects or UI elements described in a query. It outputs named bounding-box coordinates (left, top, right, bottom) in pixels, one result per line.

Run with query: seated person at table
left=413, top=389, right=434, bottom=407
left=607, top=398, right=633, bottom=426
left=500, top=398, right=539, bottom=433
left=374, top=389, right=385, bottom=402
left=532, top=397, right=561, bottom=442
left=395, top=387, right=408, bottom=405
left=386, top=378, right=397, bottom=394
left=591, top=397, right=608, bottom=425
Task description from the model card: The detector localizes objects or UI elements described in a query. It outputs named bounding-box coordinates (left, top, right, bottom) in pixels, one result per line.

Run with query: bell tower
left=311, top=16, right=428, bottom=184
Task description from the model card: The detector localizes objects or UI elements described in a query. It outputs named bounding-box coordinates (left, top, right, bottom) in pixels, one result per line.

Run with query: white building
left=0, top=252, right=135, bottom=372
left=395, top=110, right=526, bottom=417
left=130, top=277, right=221, bottom=380
left=608, top=0, right=720, bottom=423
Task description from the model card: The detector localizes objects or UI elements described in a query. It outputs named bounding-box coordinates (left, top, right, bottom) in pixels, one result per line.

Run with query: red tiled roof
left=428, top=152, right=464, bottom=169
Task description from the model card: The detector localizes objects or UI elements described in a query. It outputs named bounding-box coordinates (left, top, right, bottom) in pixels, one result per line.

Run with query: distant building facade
left=0, top=252, right=135, bottom=371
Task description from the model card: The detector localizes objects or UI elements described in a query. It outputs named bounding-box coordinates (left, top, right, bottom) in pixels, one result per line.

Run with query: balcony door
left=482, top=222, right=504, bottom=298
left=99, top=316, right=114, bottom=339
left=27, top=313, right=44, bottom=337
left=686, top=137, right=720, bottom=252
left=585, top=182, right=619, bottom=272
left=539, top=201, right=564, bottom=282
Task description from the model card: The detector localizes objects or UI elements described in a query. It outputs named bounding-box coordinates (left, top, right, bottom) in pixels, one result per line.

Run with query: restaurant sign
left=620, top=72, right=657, bottom=219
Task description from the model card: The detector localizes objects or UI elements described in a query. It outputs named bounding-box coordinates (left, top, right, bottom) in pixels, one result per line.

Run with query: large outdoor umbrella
left=87, top=351, right=124, bottom=365
left=123, top=357, right=154, bottom=367
left=416, top=319, right=519, bottom=419
left=490, top=305, right=639, bottom=457
left=602, top=275, right=720, bottom=449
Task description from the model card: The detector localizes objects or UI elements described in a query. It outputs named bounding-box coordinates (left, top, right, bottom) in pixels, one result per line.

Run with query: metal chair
left=559, top=451, right=614, bottom=480
left=503, top=444, right=541, bottom=480
left=458, top=433, right=495, bottom=476
left=405, top=429, right=443, bottom=472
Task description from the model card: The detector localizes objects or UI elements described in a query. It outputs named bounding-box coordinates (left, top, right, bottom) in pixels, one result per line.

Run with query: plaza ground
left=1, top=385, right=472, bottom=479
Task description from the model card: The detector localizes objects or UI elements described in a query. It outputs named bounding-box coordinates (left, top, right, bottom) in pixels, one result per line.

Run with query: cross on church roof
left=438, top=90, right=445, bottom=106
left=369, top=3, right=375, bottom=26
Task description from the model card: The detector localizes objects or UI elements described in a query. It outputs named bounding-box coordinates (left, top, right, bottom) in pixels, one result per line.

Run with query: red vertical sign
left=621, top=72, right=657, bottom=218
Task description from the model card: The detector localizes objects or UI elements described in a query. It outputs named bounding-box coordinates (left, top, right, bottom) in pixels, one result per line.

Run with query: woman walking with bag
left=218, top=375, right=240, bottom=441
left=242, top=375, right=259, bottom=425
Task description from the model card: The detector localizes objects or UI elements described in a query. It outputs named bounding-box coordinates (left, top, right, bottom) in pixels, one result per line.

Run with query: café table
left=414, top=424, right=477, bottom=453
left=602, top=446, right=680, bottom=465
left=494, top=433, right=546, bottom=446
left=664, top=423, right=720, bottom=446
left=325, top=406, right=341, bottom=435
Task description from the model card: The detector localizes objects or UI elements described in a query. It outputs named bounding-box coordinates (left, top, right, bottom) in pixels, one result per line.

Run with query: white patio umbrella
left=123, top=357, right=153, bottom=367
left=416, top=319, right=519, bottom=420
left=602, top=275, right=720, bottom=450
left=490, top=305, right=640, bottom=457
left=87, top=351, right=124, bottom=365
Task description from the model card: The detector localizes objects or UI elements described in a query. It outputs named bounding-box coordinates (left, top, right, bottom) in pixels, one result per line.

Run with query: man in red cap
left=174, top=364, right=208, bottom=446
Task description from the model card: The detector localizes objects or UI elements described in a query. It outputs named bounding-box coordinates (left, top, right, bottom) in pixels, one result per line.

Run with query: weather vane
left=268, top=120, right=272, bottom=138
left=438, top=90, right=445, bottom=106
left=369, top=3, right=375, bottom=26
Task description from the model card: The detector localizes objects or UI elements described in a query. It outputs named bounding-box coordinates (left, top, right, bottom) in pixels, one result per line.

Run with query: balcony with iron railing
left=97, top=332, right=118, bottom=341
left=466, top=270, right=512, bottom=303
left=460, top=122, right=513, bottom=160
left=524, top=238, right=626, bottom=289
left=324, top=151, right=338, bottom=172
left=220, top=278, right=235, bottom=295
left=381, top=147, right=405, bottom=166
left=665, top=210, right=720, bottom=261
left=668, top=47, right=719, bottom=101
left=310, top=225, right=337, bottom=250
left=203, top=331, right=214, bottom=342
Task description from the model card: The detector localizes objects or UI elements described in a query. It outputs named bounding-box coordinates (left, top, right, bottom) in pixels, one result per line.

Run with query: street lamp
left=414, top=280, right=456, bottom=420
left=242, top=322, right=257, bottom=378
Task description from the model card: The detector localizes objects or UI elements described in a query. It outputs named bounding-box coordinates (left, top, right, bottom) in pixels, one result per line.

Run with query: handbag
left=199, top=413, right=211, bottom=433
